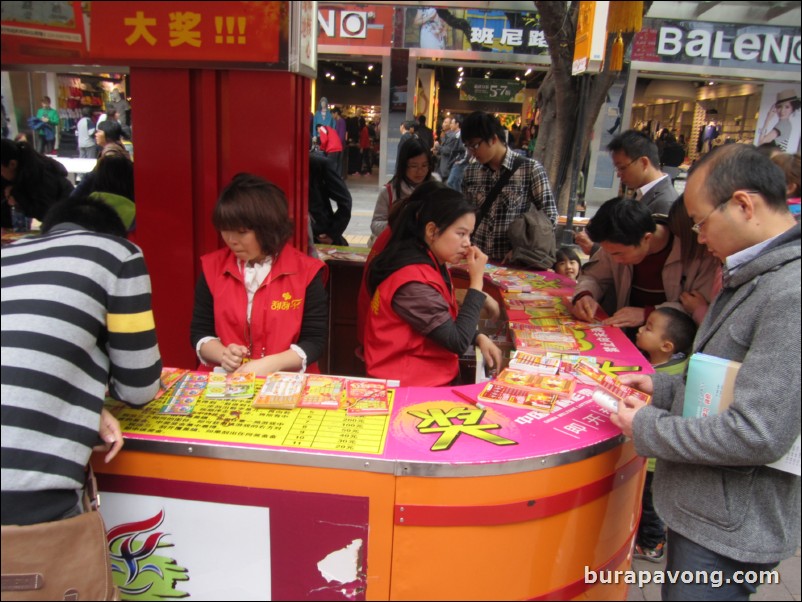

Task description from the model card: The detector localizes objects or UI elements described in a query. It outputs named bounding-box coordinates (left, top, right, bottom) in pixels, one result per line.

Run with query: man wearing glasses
left=575, top=130, right=679, bottom=258
left=614, top=144, right=800, bottom=601
left=460, top=111, right=557, bottom=262
left=609, top=129, right=677, bottom=215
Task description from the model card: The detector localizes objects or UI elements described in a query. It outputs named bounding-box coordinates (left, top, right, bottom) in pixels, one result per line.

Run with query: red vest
left=356, top=227, right=392, bottom=349
left=364, top=260, right=459, bottom=387
left=200, top=244, right=326, bottom=368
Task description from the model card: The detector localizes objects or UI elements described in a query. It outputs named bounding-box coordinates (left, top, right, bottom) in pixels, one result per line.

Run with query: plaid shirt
left=462, top=150, right=557, bottom=260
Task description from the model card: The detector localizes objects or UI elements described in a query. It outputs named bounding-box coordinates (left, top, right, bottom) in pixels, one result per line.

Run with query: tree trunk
left=533, top=1, right=650, bottom=215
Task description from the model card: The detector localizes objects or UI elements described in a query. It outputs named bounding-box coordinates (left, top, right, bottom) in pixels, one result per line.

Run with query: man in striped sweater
left=1, top=197, right=162, bottom=526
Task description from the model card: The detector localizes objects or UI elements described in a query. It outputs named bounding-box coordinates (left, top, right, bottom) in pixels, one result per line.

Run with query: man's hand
left=573, top=230, right=595, bottom=255
left=619, top=374, right=655, bottom=395
left=603, top=306, right=646, bottom=328
left=610, top=395, right=648, bottom=438
left=572, top=295, right=599, bottom=322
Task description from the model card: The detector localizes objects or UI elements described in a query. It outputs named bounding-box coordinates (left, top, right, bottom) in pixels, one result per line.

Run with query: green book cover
left=683, top=353, right=742, bottom=418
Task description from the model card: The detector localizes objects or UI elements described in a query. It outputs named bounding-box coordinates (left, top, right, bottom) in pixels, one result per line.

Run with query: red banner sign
left=90, top=1, right=283, bottom=64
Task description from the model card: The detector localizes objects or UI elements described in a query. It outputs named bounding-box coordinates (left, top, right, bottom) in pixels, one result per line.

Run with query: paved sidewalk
left=343, top=170, right=381, bottom=246
left=627, top=547, right=800, bottom=601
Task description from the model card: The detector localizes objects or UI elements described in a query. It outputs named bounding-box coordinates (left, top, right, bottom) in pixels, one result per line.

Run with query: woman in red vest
left=364, top=181, right=502, bottom=387
left=190, top=173, right=328, bottom=375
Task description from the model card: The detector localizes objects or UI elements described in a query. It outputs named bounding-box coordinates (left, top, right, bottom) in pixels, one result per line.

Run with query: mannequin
left=107, top=88, right=131, bottom=128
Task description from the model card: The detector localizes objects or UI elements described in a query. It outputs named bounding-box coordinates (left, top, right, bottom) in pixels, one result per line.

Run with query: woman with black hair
left=368, top=136, right=440, bottom=245
left=0, top=138, right=73, bottom=229
left=364, top=181, right=501, bottom=386
left=190, top=174, right=328, bottom=375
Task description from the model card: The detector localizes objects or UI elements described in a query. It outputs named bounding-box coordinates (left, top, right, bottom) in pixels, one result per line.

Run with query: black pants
left=637, top=470, right=665, bottom=548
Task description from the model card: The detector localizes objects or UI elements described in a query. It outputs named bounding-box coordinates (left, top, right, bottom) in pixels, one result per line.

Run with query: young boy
left=636, top=307, right=697, bottom=375
left=633, top=307, right=698, bottom=561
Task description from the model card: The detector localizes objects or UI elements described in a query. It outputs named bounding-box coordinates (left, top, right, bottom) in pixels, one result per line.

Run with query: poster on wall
left=401, top=7, right=550, bottom=61
left=0, top=0, right=88, bottom=64
left=593, top=68, right=630, bottom=190
left=98, top=476, right=370, bottom=600
left=755, top=83, right=801, bottom=154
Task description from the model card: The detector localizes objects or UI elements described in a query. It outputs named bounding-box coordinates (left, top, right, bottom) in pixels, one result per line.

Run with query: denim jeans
left=662, top=529, right=779, bottom=601
left=446, top=162, right=466, bottom=192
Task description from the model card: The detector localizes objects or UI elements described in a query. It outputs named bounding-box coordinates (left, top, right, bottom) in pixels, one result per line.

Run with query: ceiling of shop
left=317, top=57, right=546, bottom=93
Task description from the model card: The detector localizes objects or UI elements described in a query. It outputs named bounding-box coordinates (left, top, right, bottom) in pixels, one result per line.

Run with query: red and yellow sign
left=91, top=1, right=283, bottom=64
left=0, top=0, right=87, bottom=65
left=1, top=1, right=284, bottom=67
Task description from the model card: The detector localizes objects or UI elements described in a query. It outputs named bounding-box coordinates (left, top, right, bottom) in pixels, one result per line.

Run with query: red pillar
left=131, top=68, right=311, bottom=368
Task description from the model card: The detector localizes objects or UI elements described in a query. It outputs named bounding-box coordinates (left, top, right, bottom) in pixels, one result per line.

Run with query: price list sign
left=107, top=388, right=391, bottom=456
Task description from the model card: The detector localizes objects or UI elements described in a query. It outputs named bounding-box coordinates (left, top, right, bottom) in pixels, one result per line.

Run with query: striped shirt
left=1, top=226, right=161, bottom=525
left=462, top=149, right=557, bottom=261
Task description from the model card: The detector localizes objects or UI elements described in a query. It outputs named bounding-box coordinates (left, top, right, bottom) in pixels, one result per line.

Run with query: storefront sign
left=2, top=0, right=288, bottom=67
left=91, top=1, right=283, bottom=64
left=317, top=4, right=394, bottom=47
left=572, top=1, right=610, bottom=75
left=459, top=78, right=525, bottom=103
left=319, top=10, right=367, bottom=38
left=658, top=28, right=800, bottom=63
left=401, top=7, right=549, bottom=58
left=632, top=19, right=801, bottom=72
left=0, top=0, right=88, bottom=64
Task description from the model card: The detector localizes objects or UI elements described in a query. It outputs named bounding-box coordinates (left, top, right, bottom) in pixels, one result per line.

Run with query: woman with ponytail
left=364, top=181, right=501, bottom=386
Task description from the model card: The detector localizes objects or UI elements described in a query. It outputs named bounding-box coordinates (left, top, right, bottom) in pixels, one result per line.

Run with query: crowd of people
left=2, top=100, right=800, bottom=600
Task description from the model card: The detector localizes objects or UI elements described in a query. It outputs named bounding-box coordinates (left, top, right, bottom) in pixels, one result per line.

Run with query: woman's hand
left=221, top=343, right=250, bottom=373
left=680, top=290, right=708, bottom=315
left=466, top=245, right=488, bottom=290
left=481, top=295, right=501, bottom=320
left=94, top=408, right=123, bottom=463
left=235, top=349, right=304, bottom=376
left=476, top=334, right=503, bottom=375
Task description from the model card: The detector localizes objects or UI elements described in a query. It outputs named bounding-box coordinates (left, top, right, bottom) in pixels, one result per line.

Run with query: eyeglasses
left=614, top=157, right=639, bottom=173
left=407, top=162, right=429, bottom=171
left=691, top=199, right=730, bottom=235
left=690, top=190, right=758, bottom=234
left=464, top=140, right=484, bottom=151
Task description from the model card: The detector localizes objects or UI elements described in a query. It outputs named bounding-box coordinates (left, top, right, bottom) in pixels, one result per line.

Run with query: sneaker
left=634, top=541, right=665, bottom=563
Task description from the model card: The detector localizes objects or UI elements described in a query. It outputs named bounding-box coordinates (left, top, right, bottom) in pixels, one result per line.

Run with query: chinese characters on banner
left=90, top=1, right=283, bottom=64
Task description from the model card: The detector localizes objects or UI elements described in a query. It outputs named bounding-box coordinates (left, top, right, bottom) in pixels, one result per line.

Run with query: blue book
left=683, top=353, right=800, bottom=476
left=683, top=353, right=741, bottom=418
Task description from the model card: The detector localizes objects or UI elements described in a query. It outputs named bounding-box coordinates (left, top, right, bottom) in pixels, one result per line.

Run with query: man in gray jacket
left=615, top=144, right=800, bottom=601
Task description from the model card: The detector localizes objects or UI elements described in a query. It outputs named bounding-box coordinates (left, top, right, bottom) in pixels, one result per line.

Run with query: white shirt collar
left=638, top=174, right=669, bottom=199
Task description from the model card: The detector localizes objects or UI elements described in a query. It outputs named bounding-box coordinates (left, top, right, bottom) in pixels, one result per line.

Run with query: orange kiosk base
left=94, top=389, right=644, bottom=601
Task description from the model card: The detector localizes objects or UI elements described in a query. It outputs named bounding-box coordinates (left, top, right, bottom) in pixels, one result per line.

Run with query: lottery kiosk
left=94, top=267, right=651, bottom=601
